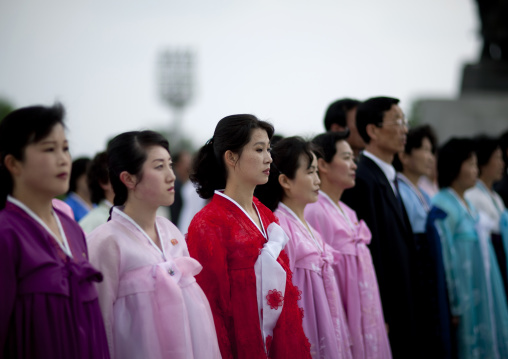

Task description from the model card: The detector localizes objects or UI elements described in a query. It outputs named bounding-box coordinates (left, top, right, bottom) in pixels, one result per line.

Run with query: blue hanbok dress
left=398, top=174, right=453, bottom=357
left=431, top=188, right=508, bottom=359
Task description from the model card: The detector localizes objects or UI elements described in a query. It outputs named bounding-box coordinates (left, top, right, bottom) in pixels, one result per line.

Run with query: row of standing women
left=2, top=102, right=508, bottom=359
left=394, top=126, right=508, bottom=359
left=0, top=104, right=390, bottom=359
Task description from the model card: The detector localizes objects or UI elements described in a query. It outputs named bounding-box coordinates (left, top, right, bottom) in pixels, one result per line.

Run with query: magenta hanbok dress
left=305, top=191, right=392, bottom=359
left=0, top=196, right=110, bottom=359
left=276, top=203, right=353, bottom=359
left=87, top=207, right=221, bottom=359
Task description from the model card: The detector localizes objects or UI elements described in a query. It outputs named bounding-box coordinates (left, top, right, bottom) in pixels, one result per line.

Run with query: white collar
left=278, top=202, right=323, bottom=252
left=113, top=207, right=167, bottom=260
left=68, top=192, right=93, bottom=210
left=447, top=188, right=476, bottom=219
left=475, top=180, right=504, bottom=214
left=363, top=150, right=396, bottom=183
left=215, top=190, right=267, bottom=239
left=101, top=199, right=113, bottom=209
left=397, top=173, right=430, bottom=212
left=319, top=190, right=355, bottom=230
left=7, top=195, right=73, bottom=257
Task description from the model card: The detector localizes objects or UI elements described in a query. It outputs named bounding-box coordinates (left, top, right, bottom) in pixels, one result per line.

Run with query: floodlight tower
left=158, top=49, right=194, bottom=150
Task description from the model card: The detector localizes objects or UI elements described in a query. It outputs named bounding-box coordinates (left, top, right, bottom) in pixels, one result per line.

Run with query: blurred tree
left=0, top=97, right=15, bottom=123
left=408, top=100, right=423, bottom=127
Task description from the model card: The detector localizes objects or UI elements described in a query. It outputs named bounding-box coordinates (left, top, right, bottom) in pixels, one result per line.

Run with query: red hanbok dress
left=187, top=191, right=311, bottom=359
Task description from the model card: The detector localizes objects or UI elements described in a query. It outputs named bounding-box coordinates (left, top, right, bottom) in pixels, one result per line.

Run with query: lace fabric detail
left=266, top=290, right=284, bottom=310
left=296, top=288, right=302, bottom=301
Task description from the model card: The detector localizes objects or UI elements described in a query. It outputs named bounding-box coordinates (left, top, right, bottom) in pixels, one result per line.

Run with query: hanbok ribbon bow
left=254, top=222, right=290, bottom=354
left=150, top=257, right=203, bottom=358
left=152, top=257, right=202, bottom=287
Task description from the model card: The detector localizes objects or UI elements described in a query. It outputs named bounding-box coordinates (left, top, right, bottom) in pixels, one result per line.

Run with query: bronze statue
left=475, top=0, right=508, bottom=62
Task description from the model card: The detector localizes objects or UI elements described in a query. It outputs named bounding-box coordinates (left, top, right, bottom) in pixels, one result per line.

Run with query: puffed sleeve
left=87, top=230, right=121, bottom=358
left=187, top=216, right=233, bottom=359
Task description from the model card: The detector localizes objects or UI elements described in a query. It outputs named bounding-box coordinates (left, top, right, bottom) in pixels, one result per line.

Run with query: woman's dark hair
left=393, top=124, right=437, bottom=172
left=255, top=137, right=315, bottom=212
left=191, top=114, right=274, bottom=199
left=87, top=151, right=109, bottom=204
left=68, top=157, right=91, bottom=194
left=107, top=130, right=169, bottom=207
left=270, top=134, right=284, bottom=146
left=0, top=103, right=65, bottom=209
left=311, top=130, right=350, bottom=163
left=473, top=134, right=500, bottom=174
left=437, top=137, right=475, bottom=189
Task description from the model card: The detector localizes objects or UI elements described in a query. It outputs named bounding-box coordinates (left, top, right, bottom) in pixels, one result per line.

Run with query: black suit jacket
left=342, top=154, right=417, bottom=358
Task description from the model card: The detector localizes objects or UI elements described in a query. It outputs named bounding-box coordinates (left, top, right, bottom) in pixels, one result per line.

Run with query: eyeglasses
left=376, top=118, right=409, bottom=128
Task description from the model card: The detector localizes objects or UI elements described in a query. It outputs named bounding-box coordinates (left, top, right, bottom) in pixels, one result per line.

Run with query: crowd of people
left=1, top=97, right=508, bottom=359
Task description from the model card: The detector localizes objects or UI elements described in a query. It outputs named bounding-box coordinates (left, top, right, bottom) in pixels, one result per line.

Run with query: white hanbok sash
left=254, top=222, right=289, bottom=353
left=214, top=190, right=289, bottom=353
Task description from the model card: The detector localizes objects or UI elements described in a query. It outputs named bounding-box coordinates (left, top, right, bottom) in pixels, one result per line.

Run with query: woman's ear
left=278, top=174, right=291, bottom=191
left=224, top=150, right=238, bottom=168
left=3, top=154, right=21, bottom=177
left=119, top=171, right=136, bottom=190
left=317, top=158, right=328, bottom=174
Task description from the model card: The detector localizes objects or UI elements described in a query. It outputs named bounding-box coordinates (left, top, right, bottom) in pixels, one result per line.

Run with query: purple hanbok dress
left=305, top=191, right=391, bottom=359
left=276, top=203, right=353, bottom=359
left=0, top=196, right=110, bottom=359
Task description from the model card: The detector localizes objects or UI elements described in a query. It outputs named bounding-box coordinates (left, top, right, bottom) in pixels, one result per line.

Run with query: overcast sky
left=0, top=0, right=480, bottom=158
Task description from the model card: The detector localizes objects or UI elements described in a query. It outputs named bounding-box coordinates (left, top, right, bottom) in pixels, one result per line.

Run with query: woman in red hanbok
left=187, top=114, right=311, bottom=359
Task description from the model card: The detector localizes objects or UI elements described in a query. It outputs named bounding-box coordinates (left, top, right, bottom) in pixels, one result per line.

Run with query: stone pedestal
left=414, top=94, right=508, bottom=144
left=413, top=60, right=508, bottom=144
left=461, top=62, right=508, bottom=94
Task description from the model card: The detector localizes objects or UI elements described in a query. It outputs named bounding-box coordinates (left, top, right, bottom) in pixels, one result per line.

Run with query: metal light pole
left=158, top=49, right=194, bottom=151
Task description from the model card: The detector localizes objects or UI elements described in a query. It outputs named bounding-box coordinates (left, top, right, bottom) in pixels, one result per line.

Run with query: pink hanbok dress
left=87, top=207, right=221, bottom=359
left=276, top=203, right=353, bottom=359
left=305, top=192, right=391, bottom=359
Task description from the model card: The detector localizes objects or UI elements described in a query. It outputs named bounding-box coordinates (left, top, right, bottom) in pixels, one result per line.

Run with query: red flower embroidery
left=266, top=289, right=284, bottom=310
left=266, top=335, right=273, bottom=354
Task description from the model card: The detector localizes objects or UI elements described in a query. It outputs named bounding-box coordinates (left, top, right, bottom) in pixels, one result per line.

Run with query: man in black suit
left=341, top=97, right=417, bottom=358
